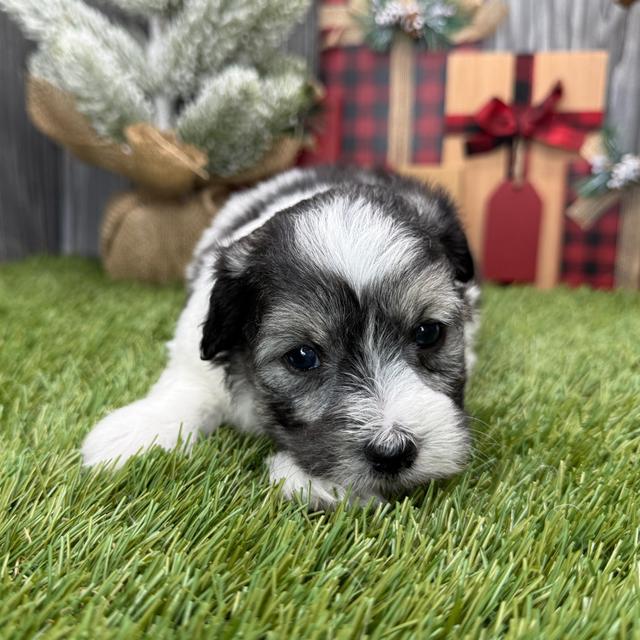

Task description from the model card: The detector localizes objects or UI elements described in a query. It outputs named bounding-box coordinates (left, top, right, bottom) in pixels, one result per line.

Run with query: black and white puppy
left=82, top=167, right=480, bottom=507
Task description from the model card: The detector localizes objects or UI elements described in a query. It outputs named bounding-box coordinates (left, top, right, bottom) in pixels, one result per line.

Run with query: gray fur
left=200, top=167, right=479, bottom=499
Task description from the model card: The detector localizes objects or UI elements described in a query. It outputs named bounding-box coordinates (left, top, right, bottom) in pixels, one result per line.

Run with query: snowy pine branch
left=238, top=0, right=310, bottom=68
left=0, top=0, right=74, bottom=41
left=32, top=29, right=153, bottom=139
left=99, top=0, right=183, bottom=16
left=252, top=53, right=309, bottom=83
left=0, top=0, right=151, bottom=137
left=158, top=0, right=309, bottom=96
left=177, top=67, right=271, bottom=176
left=157, top=0, right=252, bottom=95
left=0, top=0, right=148, bottom=83
left=177, top=66, right=308, bottom=176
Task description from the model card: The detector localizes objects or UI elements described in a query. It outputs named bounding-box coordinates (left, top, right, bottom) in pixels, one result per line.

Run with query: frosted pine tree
left=0, top=0, right=313, bottom=176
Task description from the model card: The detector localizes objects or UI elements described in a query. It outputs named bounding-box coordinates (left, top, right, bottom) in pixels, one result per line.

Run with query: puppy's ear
left=433, top=192, right=475, bottom=283
left=200, top=260, right=256, bottom=363
left=439, top=217, right=475, bottom=283
left=398, top=177, right=475, bottom=283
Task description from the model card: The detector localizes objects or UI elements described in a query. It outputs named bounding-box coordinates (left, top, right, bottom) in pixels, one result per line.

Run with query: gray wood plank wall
left=1, top=0, right=639, bottom=261
left=0, top=15, right=61, bottom=260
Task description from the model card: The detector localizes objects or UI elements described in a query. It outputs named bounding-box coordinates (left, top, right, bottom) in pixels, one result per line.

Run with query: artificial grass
left=0, top=256, right=639, bottom=640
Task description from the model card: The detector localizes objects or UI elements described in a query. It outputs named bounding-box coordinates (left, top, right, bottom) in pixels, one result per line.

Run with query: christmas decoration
left=442, top=51, right=608, bottom=289
left=1, top=0, right=313, bottom=185
left=446, top=76, right=600, bottom=285
left=0, top=0, right=315, bottom=282
left=567, top=129, right=640, bottom=289
left=576, top=129, right=640, bottom=196
left=318, top=0, right=507, bottom=168
left=362, top=0, right=469, bottom=51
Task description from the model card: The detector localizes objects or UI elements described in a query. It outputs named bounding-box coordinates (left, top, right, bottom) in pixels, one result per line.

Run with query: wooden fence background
left=1, top=0, right=639, bottom=262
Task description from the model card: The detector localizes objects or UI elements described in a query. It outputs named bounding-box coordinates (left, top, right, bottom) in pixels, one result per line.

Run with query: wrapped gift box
left=562, top=160, right=621, bottom=290
left=320, top=45, right=448, bottom=165
left=442, top=50, right=608, bottom=289
left=315, top=0, right=503, bottom=166
left=565, top=157, right=640, bottom=290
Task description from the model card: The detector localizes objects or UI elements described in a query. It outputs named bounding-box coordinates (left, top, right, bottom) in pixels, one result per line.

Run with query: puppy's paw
left=82, top=398, right=196, bottom=469
left=267, top=452, right=344, bottom=508
left=267, top=452, right=384, bottom=510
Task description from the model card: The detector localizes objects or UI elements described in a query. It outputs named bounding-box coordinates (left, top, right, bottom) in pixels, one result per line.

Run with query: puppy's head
left=201, top=183, right=475, bottom=496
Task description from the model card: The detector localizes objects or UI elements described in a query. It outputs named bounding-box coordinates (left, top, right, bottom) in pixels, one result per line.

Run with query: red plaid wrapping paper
left=562, top=161, right=620, bottom=289
left=413, top=52, right=448, bottom=163
left=317, top=0, right=499, bottom=167
left=320, top=47, right=447, bottom=165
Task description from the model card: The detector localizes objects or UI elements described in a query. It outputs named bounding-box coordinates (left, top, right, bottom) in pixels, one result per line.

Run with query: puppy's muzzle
left=364, top=429, right=417, bottom=475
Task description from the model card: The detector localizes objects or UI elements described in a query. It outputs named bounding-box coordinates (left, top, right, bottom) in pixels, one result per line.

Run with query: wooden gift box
left=441, top=50, right=608, bottom=289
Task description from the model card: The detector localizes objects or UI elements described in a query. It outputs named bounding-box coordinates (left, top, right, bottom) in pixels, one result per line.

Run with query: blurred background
left=0, top=0, right=639, bottom=290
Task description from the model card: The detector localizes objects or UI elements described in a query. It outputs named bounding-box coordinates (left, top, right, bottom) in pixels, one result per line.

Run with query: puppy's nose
left=364, top=438, right=417, bottom=475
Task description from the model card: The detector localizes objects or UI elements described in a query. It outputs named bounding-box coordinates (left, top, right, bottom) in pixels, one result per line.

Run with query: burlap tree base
left=101, top=186, right=229, bottom=284
left=97, top=135, right=305, bottom=284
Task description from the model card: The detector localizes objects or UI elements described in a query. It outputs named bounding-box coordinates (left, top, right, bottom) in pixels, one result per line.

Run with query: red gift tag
left=483, top=180, right=543, bottom=283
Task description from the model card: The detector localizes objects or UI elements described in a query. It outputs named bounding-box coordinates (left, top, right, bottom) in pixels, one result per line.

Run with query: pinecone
left=400, top=4, right=426, bottom=37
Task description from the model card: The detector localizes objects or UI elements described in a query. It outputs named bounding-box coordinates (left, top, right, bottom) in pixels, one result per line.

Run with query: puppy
left=82, top=167, right=480, bottom=507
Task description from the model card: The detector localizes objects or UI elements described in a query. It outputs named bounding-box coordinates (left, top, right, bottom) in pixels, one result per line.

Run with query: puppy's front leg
left=82, top=283, right=229, bottom=468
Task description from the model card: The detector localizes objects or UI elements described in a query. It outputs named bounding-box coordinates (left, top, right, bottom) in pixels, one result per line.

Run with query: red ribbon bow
left=463, top=82, right=587, bottom=155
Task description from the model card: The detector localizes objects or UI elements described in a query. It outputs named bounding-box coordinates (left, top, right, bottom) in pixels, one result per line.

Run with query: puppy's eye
left=284, top=345, right=321, bottom=371
left=414, top=321, right=445, bottom=349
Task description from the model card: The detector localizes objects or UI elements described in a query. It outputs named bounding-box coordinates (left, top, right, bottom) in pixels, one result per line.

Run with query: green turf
left=1, top=256, right=639, bottom=639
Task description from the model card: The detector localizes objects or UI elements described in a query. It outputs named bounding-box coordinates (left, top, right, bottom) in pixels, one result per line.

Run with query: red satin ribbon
left=455, top=82, right=590, bottom=155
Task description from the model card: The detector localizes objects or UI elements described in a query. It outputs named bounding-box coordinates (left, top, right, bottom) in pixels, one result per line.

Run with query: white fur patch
left=343, top=357, right=468, bottom=481
left=82, top=394, right=199, bottom=468
left=82, top=281, right=232, bottom=468
left=382, top=369, right=467, bottom=479
left=294, top=196, right=422, bottom=295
